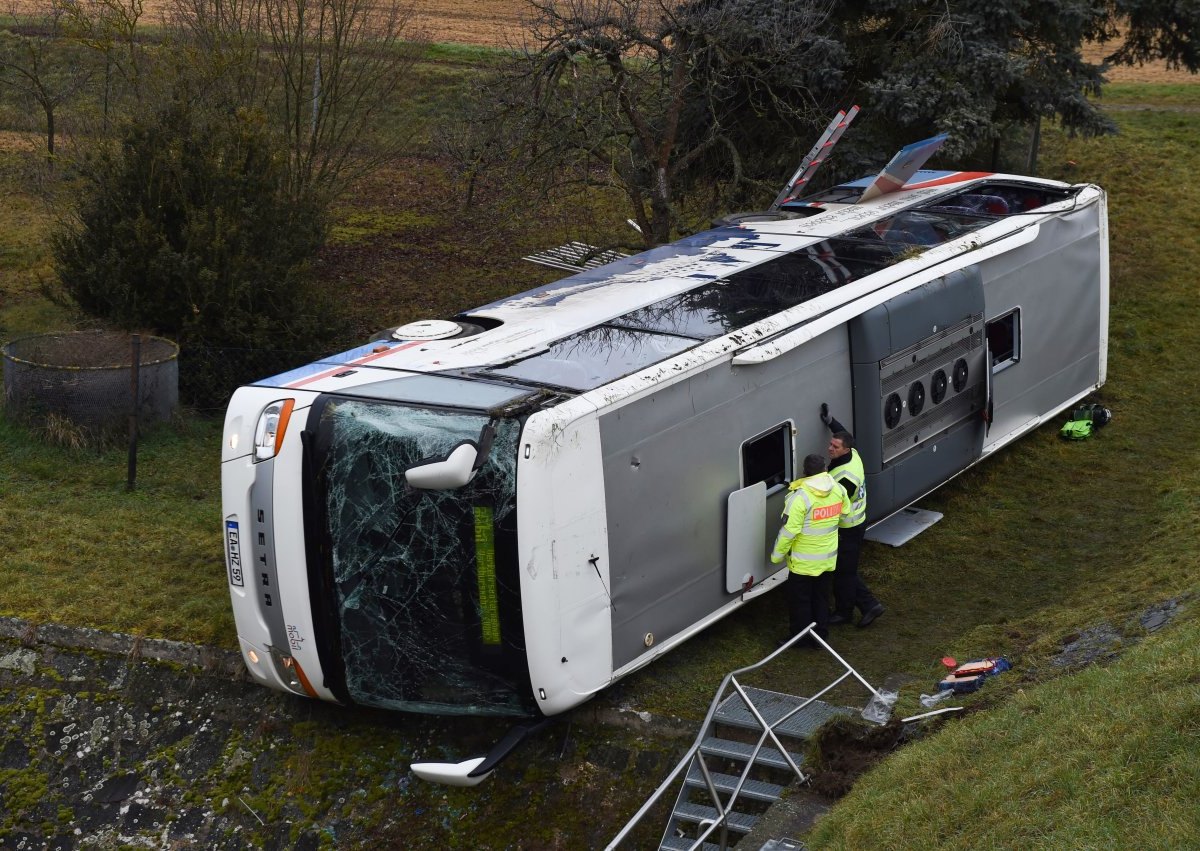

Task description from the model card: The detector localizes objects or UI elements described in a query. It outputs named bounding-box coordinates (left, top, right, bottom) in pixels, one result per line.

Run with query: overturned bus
left=221, top=167, right=1107, bottom=726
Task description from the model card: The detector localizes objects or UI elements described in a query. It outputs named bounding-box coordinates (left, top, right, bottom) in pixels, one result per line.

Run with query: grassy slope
left=812, top=619, right=1200, bottom=848
left=0, top=416, right=233, bottom=645
left=805, top=103, right=1200, bottom=847
left=1, top=56, right=1199, bottom=845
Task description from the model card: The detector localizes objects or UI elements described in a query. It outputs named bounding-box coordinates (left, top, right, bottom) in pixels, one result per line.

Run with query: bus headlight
left=268, top=645, right=317, bottom=697
left=253, top=400, right=296, bottom=462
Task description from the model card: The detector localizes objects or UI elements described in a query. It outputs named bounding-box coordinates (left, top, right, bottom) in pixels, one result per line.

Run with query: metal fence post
left=127, top=334, right=141, bottom=492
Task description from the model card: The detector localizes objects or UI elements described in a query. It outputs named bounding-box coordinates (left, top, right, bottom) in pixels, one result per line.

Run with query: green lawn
left=1, top=63, right=1199, bottom=847
left=0, top=416, right=232, bottom=645
left=802, top=99, right=1200, bottom=847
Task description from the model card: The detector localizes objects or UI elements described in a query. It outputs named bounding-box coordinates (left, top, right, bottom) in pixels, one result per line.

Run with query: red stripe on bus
left=285, top=340, right=425, bottom=389
left=904, top=171, right=993, bottom=190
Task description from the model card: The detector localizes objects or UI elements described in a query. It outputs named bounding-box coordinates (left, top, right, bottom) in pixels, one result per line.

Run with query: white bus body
left=221, top=170, right=1108, bottom=717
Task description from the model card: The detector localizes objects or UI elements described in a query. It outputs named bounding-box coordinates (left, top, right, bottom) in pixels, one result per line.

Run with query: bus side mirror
left=405, top=441, right=480, bottom=490
left=411, top=757, right=493, bottom=787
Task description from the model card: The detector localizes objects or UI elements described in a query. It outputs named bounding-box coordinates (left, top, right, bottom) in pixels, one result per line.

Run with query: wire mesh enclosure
left=2, top=331, right=179, bottom=432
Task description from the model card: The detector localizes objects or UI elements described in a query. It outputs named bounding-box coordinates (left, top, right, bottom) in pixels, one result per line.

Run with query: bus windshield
left=309, top=397, right=529, bottom=715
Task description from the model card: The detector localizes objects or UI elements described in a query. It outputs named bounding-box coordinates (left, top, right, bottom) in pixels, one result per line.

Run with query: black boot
left=857, top=603, right=885, bottom=628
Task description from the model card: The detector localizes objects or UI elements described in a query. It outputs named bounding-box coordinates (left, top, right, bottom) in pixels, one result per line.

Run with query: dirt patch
left=804, top=717, right=909, bottom=799
left=410, top=0, right=530, bottom=47
left=0, top=130, right=39, bottom=152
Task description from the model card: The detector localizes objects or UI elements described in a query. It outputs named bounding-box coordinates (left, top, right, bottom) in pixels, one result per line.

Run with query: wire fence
left=2, top=336, right=334, bottom=487
left=2, top=337, right=332, bottom=421
left=2, top=331, right=178, bottom=434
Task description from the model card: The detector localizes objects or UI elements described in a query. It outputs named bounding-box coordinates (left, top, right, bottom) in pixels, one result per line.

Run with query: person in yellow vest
left=822, top=404, right=885, bottom=628
left=771, top=453, right=851, bottom=647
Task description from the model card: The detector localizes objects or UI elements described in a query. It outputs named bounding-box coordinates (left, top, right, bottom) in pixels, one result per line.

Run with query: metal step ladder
left=770, top=106, right=860, bottom=210
left=607, top=626, right=882, bottom=851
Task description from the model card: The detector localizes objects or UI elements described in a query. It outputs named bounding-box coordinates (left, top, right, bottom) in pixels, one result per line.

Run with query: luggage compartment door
left=725, top=481, right=768, bottom=593
left=849, top=266, right=988, bottom=522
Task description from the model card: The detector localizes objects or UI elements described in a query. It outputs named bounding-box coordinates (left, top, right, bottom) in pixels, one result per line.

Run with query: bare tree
left=167, top=0, right=427, bottom=203
left=434, top=87, right=530, bottom=209
left=58, top=0, right=147, bottom=124
left=0, top=3, right=97, bottom=164
left=510, top=0, right=841, bottom=246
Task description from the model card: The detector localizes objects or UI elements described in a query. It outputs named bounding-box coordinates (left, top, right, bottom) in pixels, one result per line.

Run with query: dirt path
left=1080, top=42, right=1199, bottom=84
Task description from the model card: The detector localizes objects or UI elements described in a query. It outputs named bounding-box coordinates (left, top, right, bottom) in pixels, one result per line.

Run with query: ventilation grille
left=877, top=313, right=986, bottom=464
left=883, top=385, right=983, bottom=457
left=881, top=330, right=982, bottom=395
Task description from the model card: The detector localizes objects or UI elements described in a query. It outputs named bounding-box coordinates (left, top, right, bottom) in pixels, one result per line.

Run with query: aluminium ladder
left=770, top=107, right=861, bottom=210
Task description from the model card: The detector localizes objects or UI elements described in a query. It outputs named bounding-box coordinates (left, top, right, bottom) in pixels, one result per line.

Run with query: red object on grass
left=941, top=656, right=957, bottom=669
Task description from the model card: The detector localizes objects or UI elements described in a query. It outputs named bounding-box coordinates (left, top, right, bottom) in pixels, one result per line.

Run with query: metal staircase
left=607, top=626, right=881, bottom=851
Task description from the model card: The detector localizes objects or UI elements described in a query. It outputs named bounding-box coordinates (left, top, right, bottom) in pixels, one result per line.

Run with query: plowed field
left=403, top=1, right=1194, bottom=85
left=410, top=0, right=529, bottom=47
left=13, top=0, right=1196, bottom=82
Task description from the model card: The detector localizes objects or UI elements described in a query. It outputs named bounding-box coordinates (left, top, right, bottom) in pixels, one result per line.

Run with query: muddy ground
left=0, top=616, right=933, bottom=850
left=0, top=617, right=699, bottom=849
left=5, top=602, right=1176, bottom=848
left=0, top=615, right=922, bottom=850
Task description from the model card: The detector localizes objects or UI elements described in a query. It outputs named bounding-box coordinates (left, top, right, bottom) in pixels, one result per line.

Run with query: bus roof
left=258, top=172, right=1088, bottom=397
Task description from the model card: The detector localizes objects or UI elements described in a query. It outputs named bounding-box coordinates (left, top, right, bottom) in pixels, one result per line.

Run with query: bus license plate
left=226, top=520, right=244, bottom=587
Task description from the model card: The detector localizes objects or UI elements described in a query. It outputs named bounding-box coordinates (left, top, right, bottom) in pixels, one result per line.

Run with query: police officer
left=772, top=453, right=851, bottom=647
left=821, top=404, right=885, bottom=628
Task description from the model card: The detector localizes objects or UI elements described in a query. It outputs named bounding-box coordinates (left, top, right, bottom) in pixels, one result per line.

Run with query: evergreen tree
left=53, top=92, right=337, bottom=350
left=53, top=91, right=349, bottom=406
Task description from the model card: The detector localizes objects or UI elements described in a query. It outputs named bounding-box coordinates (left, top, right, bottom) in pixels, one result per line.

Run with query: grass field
left=1, top=39, right=1199, bottom=847
left=801, top=95, right=1200, bottom=847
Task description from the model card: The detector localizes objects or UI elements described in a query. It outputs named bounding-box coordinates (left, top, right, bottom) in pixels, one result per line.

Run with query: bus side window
left=742, top=422, right=794, bottom=494
left=987, top=309, right=1020, bottom=371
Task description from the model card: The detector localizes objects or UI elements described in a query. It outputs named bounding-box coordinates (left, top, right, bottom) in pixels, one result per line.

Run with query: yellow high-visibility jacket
left=831, top=448, right=867, bottom=528
left=771, top=472, right=850, bottom=576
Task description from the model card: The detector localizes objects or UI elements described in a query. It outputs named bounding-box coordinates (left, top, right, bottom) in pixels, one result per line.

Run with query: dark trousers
left=833, top=524, right=879, bottom=617
left=786, top=570, right=832, bottom=640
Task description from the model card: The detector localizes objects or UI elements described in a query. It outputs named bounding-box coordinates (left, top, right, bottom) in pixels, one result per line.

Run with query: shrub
left=52, top=90, right=347, bottom=404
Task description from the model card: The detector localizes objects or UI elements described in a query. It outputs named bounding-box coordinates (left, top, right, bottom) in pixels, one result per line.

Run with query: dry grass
left=35, top=412, right=94, bottom=449
left=1081, top=39, right=1200, bottom=85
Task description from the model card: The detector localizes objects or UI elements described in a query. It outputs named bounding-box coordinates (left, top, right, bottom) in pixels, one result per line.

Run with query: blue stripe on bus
left=255, top=342, right=409, bottom=386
